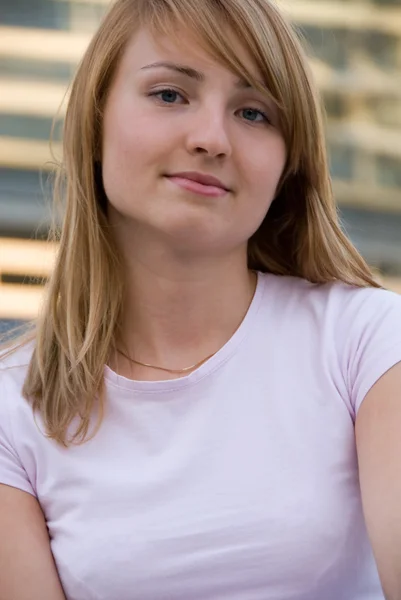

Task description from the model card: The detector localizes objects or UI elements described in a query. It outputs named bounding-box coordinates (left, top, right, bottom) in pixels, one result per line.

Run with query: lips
left=166, top=172, right=230, bottom=191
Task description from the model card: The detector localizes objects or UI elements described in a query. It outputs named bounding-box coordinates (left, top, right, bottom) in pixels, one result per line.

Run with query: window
left=300, top=26, right=350, bottom=69
left=367, top=98, right=401, bottom=129
left=2, top=0, right=69, bottom=30
left=340, top=207, right=401, bottom=275
left=377, top=156, right=401, bottom=188
left=329, top=145, right=354, bottom=180
left=0, top=57, right=72, bottom=83
left=0, top=115, right=62, bottom=142
left=371, top=0, right=401, bottom=5
left=0, top=168, right=53, bottom=236
left=364, top=31, right=399, bottom=70
left=69, top=2, right=107, bottom=32
left=323, top=94, right=347, bottom=119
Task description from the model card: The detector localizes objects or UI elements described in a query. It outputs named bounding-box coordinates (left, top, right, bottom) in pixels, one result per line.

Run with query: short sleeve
left=0, top=371, right=36, bottom=496
left=343, top=287, right=401, bottom=415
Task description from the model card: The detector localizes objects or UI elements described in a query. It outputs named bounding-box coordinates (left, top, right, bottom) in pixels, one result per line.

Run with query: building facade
left=1, top=0, right=400, bottom=290
left=286, top=0, right=401, bottom=275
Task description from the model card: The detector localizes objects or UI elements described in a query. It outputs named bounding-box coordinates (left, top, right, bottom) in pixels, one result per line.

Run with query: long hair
left=3, top=0, right=380, bottom=446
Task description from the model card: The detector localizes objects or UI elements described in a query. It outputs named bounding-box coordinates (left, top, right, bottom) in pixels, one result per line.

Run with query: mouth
left=165, top=172, right=231, bottom=198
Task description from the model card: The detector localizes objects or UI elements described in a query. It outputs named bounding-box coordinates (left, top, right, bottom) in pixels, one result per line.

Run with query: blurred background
left=1, top=0, right=400, bottom=332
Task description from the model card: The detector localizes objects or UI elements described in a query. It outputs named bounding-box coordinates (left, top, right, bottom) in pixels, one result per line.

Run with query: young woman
left=1, top=0, right=401, bottom=598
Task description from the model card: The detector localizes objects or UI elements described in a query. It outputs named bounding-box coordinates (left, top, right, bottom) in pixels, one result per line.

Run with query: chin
left=159, top=218, right=230, bottom=253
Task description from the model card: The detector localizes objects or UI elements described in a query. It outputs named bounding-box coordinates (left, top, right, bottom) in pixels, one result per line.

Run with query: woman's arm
left=0, top=484, right=66, bottom=600
left=356, top=361, right=401, bottom=600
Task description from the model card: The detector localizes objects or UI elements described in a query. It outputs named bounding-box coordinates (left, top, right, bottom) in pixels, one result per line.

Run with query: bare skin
left=0, top=25, right=286, bottom=598
left=103, top=27, right=286, bottom=380
left=0, top=484, right=66, bottom=600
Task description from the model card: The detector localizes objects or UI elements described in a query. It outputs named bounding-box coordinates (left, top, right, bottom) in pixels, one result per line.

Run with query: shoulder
left=0, top=341, right=35, bottom=417
left=261, top=273, right=401, bottom=415
left=262, top=272, right=401, bottom=321
left=318, top=282, right=401, bottom=342
left=265, top=272, right=401, bottom=359
left=0, top=339, right=34, bottom=378
left=0, top=342, right=38, bottom=497
left=320, top=283, right=401, bottom=414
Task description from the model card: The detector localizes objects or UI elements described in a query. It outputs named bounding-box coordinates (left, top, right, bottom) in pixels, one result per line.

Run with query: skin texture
left=0, top=484, right=66, bottom=600
left=355, top=361, right=401, bottom=600
left=103, top=27, right=286, bottom=379
left=2, top=23, right=400, bottom=600
left=0, top=26, right=287, bottom=597
left=103, top=28, right=285, bottom=259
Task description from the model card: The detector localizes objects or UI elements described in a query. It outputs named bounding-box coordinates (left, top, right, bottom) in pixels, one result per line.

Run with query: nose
left=185, top=104, right=232, bottom=159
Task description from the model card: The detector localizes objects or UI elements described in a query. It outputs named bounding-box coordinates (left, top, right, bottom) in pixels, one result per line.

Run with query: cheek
left=255, top=136, right=286, bottom=181
left=103, top=97, right=175, bottom=162
left=102, top=110, right=179, bottom=202
left=242, top=137, right=286, bottom=202
left=234, top=137, right=286, bottom=233
left=102, top=109, right=159, bottom=209
left=103, top=113, right=143, bottom=178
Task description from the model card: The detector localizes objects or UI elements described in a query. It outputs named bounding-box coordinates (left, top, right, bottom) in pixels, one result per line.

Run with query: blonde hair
left=3, top=0, right=380, bottom=446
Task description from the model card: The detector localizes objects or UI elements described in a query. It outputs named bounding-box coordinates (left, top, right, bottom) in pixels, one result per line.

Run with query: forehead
left=118, top=26, right=264, bottom=86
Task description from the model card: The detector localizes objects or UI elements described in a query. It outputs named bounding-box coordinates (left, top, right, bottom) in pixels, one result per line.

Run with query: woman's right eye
left=148, top=88, right=185, bottom=104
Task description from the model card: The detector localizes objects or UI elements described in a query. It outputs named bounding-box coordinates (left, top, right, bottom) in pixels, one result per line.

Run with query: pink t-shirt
left=1, top=272, right=401, bottom=600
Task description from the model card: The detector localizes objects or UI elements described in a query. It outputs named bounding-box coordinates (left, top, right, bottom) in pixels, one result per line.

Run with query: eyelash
left=147, top=88, right=271, bottom=125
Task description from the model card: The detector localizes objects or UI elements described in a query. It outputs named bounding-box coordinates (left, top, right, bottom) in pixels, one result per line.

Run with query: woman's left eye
left=149, top=88, right=185, bottom=104
left=240, top=108, right=270, bottom=124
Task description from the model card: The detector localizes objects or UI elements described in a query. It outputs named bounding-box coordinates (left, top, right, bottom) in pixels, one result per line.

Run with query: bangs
left=97, top=0, right=319, bottom=177
left=135, top=0, right=314, bottom=175
left=138, top=0, right=295, bottom=148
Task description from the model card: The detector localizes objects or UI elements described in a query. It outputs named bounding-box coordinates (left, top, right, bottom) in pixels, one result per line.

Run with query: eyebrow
left=140, top=61, right=253, bottom=89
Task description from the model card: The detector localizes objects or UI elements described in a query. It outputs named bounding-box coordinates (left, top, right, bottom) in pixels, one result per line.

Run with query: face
left=102, top=26, right=286, bottom=258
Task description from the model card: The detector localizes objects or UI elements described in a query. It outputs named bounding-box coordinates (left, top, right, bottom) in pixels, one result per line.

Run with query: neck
left=114, top=240, right=257, bottom=373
